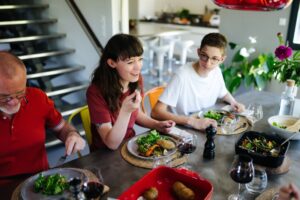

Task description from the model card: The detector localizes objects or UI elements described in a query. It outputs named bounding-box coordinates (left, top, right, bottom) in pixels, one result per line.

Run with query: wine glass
left=228, top=154, right=254, bottom=200
left=247, top=103, right=263, bottom=124
left=82, top=167, right=105, bottom=200
left=177, top=133, right=197, bottom=169
left=221, top=116, right=237, bottom=134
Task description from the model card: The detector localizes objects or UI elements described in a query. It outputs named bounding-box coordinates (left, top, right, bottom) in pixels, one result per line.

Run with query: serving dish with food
left=118, top=166, right=213, bottom=200
left=235, top=131, right=289, bottom=168
left=127, top=130, right=177, bottom=160
left=20, top=168, right=87, bottom=200
left=268, top=115, right=300, bottom=140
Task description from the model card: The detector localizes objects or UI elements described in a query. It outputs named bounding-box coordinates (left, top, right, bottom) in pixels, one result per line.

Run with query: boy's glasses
left=0, top=91, right=26, bottom=104
left=199, top=53, right=222, bottom=65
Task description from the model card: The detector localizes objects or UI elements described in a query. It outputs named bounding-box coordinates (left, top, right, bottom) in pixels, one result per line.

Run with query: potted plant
left=221, top=37, right=274, bottom=94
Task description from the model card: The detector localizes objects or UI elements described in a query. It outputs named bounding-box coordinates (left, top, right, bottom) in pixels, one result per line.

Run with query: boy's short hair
left=200, top=33, right=228, bottom=55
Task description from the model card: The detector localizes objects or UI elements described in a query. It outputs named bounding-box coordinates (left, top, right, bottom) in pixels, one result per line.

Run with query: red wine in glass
left=230, top=168, right=253, bottom=184
left=178, top=143, right=196, bottom=154
left=228, top=154, right=254, bottom=200
left=82, top=181, right=104, bottom=199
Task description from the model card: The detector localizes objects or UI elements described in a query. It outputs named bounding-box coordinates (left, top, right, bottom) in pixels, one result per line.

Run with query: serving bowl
left=235, top=131, right=289, bottom=168
left=268, top=115, right=300, bottom=140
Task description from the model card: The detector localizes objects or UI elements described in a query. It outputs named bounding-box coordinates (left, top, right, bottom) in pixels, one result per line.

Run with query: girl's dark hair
left=91, top=33, right=143, bottom=112
left=200, top=33, right=228, bottom=55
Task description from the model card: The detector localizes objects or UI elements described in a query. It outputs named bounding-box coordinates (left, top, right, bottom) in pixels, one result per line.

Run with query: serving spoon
left=270, top=130, right=300, bottom=157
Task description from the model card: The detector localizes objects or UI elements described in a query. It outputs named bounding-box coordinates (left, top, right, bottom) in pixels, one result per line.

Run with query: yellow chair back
left=141, top=86, right=165, bottom=115
left=68, top=105, right=92, bottom=156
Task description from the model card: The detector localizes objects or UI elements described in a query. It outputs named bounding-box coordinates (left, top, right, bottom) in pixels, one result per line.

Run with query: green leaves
left=221, top=46, right=275, bottom=94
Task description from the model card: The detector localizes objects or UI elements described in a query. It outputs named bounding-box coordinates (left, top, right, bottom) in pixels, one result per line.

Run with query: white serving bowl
left=268, top=115, right=300, bottom=140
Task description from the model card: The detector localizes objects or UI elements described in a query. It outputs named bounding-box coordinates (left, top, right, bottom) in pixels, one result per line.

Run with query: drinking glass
left=177, top=133, right=197, bottom=169
left=247, top=103, right=263, bottom=123
left=246, top=167, right=267, bottom=194
left=228, top=154, right=254, bottom=200
left=82, top=167, right=105, bottom=200
left=221, top=116, right=237, bottom=134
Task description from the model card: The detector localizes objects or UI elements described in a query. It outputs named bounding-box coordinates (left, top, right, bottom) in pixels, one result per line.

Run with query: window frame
left=287, top=0, right=300, bottom=50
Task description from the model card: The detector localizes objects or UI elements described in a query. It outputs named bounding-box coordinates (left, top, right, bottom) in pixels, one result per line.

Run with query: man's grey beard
left=0, top=103, right=21, bottom=115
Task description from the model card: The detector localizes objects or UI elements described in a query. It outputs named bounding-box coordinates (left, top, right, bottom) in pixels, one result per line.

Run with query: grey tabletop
left=64, top=91, right=300, bottom=200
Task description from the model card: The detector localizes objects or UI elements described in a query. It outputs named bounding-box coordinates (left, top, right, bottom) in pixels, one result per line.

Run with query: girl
left=87, top=34, right=175, bottom=151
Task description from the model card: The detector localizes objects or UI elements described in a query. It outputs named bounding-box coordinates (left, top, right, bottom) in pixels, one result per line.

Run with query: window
left=287, top=0, right=300, bottom=50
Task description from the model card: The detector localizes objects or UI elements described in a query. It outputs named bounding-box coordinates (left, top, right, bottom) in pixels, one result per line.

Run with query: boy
left=151, top=33, right=245, bottom=131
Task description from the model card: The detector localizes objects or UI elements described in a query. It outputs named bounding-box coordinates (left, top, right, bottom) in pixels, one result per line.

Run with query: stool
left=152, top=44, right=171, bottom=85
left=176, top=40, right=194, bottom=65
left=140, top=37, right=159, bottom=75
left=161, top=36, right=180, bottom=74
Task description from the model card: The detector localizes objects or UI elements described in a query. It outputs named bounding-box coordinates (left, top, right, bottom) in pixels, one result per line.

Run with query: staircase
left=0, top=1, right=89, bottom=147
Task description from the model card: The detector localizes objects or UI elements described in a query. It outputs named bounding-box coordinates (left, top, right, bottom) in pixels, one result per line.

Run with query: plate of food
left=20, top=168, right=88, bottom=200
left=127, top=130, right=178, bottom=160
left=200, top=109, right=237, bottom=125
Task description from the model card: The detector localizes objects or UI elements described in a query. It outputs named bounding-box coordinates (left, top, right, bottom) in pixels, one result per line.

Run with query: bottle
left=278, top=79, right=295, bottom=115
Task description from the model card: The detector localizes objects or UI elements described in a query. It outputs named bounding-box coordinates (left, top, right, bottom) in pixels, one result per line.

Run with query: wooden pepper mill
left=203, top=125, right=217, bottom=159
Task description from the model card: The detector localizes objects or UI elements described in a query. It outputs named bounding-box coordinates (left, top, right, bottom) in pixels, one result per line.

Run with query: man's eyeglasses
left=199, top=53, right=222, bottom=65
left=0, top=91, right=26, bottom=104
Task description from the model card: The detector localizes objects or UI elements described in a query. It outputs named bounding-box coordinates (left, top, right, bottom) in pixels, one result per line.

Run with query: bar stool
left=176, top=40, right=194, bottom=65
left=140, top=37, right=159, bottom=75
left=152, top=44, right=171, bottom=85
left=160, top=36, right=181, bottom=74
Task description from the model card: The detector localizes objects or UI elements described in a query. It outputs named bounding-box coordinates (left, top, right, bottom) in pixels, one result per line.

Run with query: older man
left=0, top=51, right=85, bottom=177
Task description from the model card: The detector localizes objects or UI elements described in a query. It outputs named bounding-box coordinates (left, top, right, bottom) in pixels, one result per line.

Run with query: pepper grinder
left=203, top=125, right=217, bottom=159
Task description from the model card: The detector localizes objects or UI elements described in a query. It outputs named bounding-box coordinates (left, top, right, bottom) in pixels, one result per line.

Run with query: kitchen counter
left=140, top=19, right=219, bottom=29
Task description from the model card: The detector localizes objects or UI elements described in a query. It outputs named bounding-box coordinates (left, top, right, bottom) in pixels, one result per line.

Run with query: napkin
left=167, top=126, right=193, bottom=141
left=221, top=105, right=254, bottom=126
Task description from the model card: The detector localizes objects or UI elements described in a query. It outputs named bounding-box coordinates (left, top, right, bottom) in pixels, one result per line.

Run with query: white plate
left=127, top=133, right=177, bottom=160
left=20, top=168, right=88, bottom=200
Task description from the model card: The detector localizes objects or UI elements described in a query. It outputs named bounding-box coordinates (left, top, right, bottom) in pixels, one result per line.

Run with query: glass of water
left=246, top=167, right=268, bottom=194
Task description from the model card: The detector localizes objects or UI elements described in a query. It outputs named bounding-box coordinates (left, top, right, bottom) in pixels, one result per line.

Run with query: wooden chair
left=141, top=86, right=165, bottom=115
left=68, top=105, right=91, bottom=157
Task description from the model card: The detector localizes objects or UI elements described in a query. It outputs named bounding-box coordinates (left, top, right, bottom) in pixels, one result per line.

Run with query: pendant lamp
left=212, top=0, right=293, bottom=11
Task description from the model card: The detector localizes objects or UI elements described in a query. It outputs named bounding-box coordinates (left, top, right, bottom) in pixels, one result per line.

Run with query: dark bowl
left=235, top=131, right=289, bottom=168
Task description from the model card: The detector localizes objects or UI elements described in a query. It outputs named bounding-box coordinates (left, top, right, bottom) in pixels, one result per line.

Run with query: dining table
left=2, top=90, right=300, bottom=200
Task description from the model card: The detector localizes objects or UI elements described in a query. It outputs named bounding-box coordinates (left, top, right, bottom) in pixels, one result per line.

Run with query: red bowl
left=118, top=166, right=213, bottom=200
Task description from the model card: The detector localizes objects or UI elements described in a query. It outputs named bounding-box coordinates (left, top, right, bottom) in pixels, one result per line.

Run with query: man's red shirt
left=0, top=87, right=62, bottom=177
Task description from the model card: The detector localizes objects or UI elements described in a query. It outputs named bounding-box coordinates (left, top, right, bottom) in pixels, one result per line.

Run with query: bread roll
left=172, top=181, right=195, bottom=200
left=143, top=187, right=158, bottom=200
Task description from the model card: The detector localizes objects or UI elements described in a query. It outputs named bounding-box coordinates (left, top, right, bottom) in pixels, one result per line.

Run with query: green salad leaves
left=204, top=110, right=223, bottom=121
left=34, top=173, right=69, bottom=195
left=136, top=130, right=161, bottom=154
left=272, top=122, right=287, bottom=129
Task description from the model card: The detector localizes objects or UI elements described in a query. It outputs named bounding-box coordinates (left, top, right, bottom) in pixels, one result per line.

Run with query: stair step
left=0, top=33, right=66, bottom=43
left=46, top=82, right=89, bottom=97
left=18, top=49, right=75, bottom=60
left=59, top=103, right=87, bottom=117
left=27, top=65, right=85, bottom=79
left=0, top=4, right=49, bottom=10
left=0, top=19, right=57, bottom=26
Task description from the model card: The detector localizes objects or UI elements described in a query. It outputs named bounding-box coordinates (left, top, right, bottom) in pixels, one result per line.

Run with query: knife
left=56, top=155, right=67, bottom=166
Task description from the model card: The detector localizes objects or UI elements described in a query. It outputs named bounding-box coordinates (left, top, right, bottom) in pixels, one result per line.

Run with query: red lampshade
left=212, top=0, right=293, bottom=11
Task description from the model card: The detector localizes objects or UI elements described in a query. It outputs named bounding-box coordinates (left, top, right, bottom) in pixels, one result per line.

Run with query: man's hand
left=65, top=131, right=86, bottom=155
left=231, top=101, right=245, bottom=113
left=188, top=117, right=217, bottom=131
left=155, top=120, right=176, bottom=133
left=279, top=183, right=300, bottom=200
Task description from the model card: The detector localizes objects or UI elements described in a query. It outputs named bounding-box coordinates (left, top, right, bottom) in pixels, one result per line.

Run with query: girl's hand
left=156, top=120, right=176, bottom=133
left=120, top=90, right=141, bottom=113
